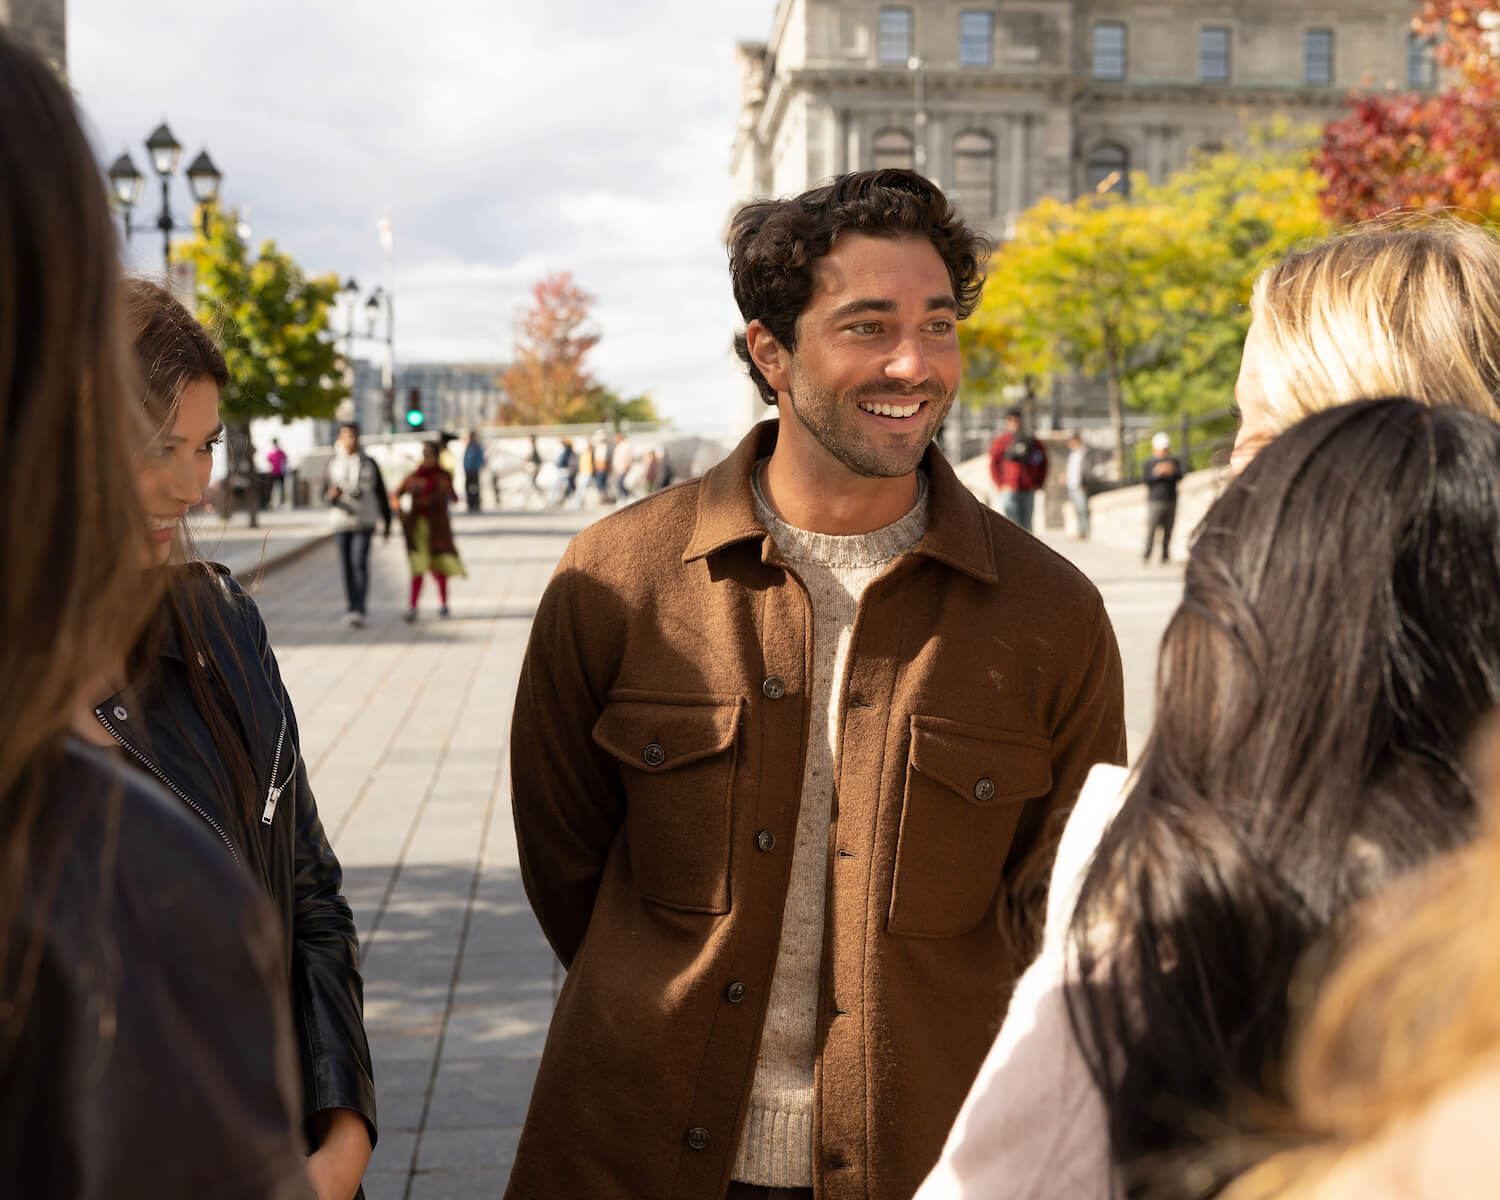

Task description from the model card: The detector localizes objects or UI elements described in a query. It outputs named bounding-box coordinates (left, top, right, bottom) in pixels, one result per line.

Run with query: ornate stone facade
left=732, top=0, right=1429, bottom=237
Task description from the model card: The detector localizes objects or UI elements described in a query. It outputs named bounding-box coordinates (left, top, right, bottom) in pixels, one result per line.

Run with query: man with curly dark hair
left=507, top=170, right=1126, bottom=1200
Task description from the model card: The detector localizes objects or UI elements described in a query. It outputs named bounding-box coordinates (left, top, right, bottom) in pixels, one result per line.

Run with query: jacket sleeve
left=510, top=542, right=625, bottom=967
left=988, top=436, right=1005, bottom=490
left=1035, top=441, right=1049, bottom=489
left=1001, top=590, right=1126, bottom=964
left=250, top=601, right=378, bottom=1147
left=369, top=458, right=392, bottom=534
left=21, top=776, right=315, bottom=1200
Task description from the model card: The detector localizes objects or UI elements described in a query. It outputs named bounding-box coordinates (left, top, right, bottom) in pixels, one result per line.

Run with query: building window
left=1085, top=143, right=1130, bottom=196
left=953, top=131, right=996, bottom=215
left=873, top=128, right=915, bottom=171
left=1408, top=32, right=1437, bottom=89
left=959, top=11, right=993, bottom=67
left=1200, top=27, right=1231, bottom=82
left=1093, top=22, right=1126, bottom=80
left=1304, top=29, right=1334, bottom=85
left=878, top=7, right=913, bottom=65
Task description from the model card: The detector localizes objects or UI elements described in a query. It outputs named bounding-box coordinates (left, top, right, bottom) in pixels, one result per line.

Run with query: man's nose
left=886, top=330, right=932, bottom=387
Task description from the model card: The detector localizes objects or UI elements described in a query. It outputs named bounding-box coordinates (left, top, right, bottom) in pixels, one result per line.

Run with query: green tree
left=175, top=205, right=344, bottom=525
left=965, top=129, right=1326, bottom=471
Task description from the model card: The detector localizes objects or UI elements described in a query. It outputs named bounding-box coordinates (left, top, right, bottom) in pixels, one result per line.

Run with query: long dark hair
left=124, top=278, right=262, bottom=827
left=0, top=32, right=162, bottom=1037
left=1066, top=398, right=1500, bottom=1197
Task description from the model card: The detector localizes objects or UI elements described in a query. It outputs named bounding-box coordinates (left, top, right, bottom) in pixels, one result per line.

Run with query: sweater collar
left=684, top=418, right=998, bottom=584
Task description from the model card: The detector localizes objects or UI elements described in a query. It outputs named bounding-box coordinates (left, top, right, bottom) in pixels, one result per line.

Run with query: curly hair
left=728, top=170, right=990, bottom=405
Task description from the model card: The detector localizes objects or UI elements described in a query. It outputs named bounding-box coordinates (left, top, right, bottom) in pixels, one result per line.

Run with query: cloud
left=71, top=0, right=770, bottom=431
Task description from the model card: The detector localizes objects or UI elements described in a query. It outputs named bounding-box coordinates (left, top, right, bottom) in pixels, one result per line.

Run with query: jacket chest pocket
left=592, top=693, right=744, bottom=915
left=887, top=717, right=1052, bottom=938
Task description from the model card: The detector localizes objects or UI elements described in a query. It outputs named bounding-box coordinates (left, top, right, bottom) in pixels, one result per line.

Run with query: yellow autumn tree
left=964, top=125, right=1327, bottom=471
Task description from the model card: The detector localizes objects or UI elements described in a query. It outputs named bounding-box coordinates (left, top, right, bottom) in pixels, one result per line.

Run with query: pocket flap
left=908, top=716, right=1052, bottom=805
left=593, top=694, right=743, bottom=772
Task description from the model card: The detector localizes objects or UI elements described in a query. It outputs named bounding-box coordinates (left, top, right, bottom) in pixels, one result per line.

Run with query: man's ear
left=745, top=320, right=791, bottom=397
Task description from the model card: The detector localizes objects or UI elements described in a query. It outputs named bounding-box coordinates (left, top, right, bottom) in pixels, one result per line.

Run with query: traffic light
left=404, top=387, right=425, bottom=431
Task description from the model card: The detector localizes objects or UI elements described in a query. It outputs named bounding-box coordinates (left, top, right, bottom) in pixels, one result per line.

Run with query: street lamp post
left=107, top=121, right=223, bottom=275
left=907, top=56, right=928, bottom=179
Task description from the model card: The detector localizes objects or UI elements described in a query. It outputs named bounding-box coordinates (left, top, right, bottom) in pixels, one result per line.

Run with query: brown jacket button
left=755, top=829, right=776, bottom=852
left=762, top=677, right=786, bottom=700
left=726, top=981, right=746, bottom=1003
left=643, top=742, right=667, bottom=767
left=973, top=778, right=996, bottom=802
left=686, top=1126, right=710, bottom=1151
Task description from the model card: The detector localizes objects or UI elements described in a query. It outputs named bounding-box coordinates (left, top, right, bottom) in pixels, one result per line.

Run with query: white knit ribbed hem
left=730, top=1101, right=815, bottom=1188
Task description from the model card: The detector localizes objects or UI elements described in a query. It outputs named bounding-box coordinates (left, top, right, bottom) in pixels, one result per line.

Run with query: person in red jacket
left=988, top=408, right=1048, bottom=530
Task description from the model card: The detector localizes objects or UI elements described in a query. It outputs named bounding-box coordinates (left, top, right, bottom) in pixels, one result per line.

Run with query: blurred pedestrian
left=267, top=437, right=289, bottom=509
left=524, top=434, right=546, bottom=504
left=122, top=278, right=376, bottom=1199
left=1143, top=431, right=1182, bottom=564
left=0, top=30, right=309, bottom=1196
left=1065, top=430, right=1089, bottom=540
left=462, top=429, right=485, bottom=513
left=549, top=437, right=578, bottom=506
left=325, top=422, right=393, bottom=628
left=640, top=447, right=662, bottom=494
left=394, top=441, right=467, bottom=621
left=611, top=431, right=634, bottom=500
left=988, top=406, right=1047, bottom=530
left=591, top=430, right=611, bottom=500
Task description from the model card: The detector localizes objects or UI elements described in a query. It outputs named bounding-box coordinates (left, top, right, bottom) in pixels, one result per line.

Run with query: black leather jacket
left=1, top=740, right=313, bottom=1198
left=92, top=565, right=377, bottom=1151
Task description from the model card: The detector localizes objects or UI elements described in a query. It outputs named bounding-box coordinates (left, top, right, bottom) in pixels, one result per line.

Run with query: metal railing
left=1120, top=405, right=1237, bottom=484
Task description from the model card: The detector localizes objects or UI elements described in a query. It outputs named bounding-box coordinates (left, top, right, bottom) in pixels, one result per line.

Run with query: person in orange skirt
left=393, top=441, right=467, bottom=621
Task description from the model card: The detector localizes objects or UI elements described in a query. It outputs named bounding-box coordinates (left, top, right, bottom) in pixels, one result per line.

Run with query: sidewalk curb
left=230, top=529, right=336, bottom=586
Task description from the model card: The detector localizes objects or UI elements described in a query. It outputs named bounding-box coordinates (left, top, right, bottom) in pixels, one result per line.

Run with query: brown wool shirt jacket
left=506, top=420, right=1127, bottom=1200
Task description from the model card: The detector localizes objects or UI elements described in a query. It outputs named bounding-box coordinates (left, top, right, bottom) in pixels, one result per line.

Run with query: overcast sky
left=70, top=0, right=773, bottom=432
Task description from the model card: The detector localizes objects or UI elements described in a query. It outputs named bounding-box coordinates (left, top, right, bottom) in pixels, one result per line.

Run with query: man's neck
left=760, top=445, right=921, bottom=535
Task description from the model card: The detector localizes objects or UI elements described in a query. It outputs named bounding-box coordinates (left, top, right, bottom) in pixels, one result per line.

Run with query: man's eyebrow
left=826, top=295, right=957, bottom=320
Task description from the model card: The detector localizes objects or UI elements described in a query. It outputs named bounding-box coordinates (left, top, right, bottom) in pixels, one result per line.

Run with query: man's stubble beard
left=785, top=372, right=955, bottom=480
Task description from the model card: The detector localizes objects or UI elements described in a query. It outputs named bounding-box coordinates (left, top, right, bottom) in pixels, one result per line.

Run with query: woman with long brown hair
left=87, top=278, right=377, bottom=1200
left=0, top=29, right=308, bottom=1197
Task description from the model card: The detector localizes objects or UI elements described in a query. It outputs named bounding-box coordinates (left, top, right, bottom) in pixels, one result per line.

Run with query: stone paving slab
left=244, top=501, right=1178, bottom=1197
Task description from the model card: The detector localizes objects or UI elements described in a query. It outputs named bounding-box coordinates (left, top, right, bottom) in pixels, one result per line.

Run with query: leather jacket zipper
left=94, top=707, right=241, bottom=864
left=261, top=713, right=293, bottom=826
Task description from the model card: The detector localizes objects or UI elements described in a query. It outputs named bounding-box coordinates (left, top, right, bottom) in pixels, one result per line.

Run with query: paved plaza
left=240, top=503, right=1182, bottom=1198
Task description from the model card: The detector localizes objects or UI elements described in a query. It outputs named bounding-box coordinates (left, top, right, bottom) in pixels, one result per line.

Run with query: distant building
left=729, top=1, right=1435, bottom=431
left=336, top=359, right=507, bottom=443
left=1, top=0, right=66, bottom=67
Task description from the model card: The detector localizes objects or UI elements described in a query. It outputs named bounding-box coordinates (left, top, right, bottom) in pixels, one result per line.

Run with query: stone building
left=732, top=0, right=1433, bottom=237
left=728, top=1, right=1436, bottom=433
left=1, top=0, right=66, bottom=68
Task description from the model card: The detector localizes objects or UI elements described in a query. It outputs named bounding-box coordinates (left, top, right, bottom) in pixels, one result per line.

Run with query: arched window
left=1084, top=143, right=1130, bottom=197
left=872, top=128, right=915, bottom=171
left=953, top=131, right=996, bottom=217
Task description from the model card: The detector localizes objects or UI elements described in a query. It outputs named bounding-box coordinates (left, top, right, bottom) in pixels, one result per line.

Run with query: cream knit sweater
left=732, top=467, right=930, bottom=1188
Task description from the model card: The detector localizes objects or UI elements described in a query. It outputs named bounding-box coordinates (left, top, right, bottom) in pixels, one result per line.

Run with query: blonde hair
left=1226, top=721, right=1500, bottom=1198
left=1247, top=215, right=1500, bottom=433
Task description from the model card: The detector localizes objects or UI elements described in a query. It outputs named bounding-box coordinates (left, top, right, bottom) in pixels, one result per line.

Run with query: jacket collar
left=684, top=418, right=998, bottom=584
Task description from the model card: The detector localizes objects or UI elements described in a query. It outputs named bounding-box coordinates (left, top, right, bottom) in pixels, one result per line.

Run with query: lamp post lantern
left=110, top=120, right=223, bottom=275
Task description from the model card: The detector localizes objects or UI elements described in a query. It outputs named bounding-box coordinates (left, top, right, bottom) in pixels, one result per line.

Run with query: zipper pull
left=262, top=785, right=282, bottom=826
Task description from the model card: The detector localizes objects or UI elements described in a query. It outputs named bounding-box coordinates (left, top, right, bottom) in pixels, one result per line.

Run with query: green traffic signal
left=405, top=409, right=424, bottom=428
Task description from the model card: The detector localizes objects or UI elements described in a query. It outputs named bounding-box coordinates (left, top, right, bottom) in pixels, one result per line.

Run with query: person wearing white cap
left=1143, top=431, right=1183, bottom=564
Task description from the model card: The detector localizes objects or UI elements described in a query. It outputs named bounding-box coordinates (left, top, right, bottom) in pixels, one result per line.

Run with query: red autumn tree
left=1317, top=2, right=1500, bottom=223
left=500, top=272, right=602, bottom=425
